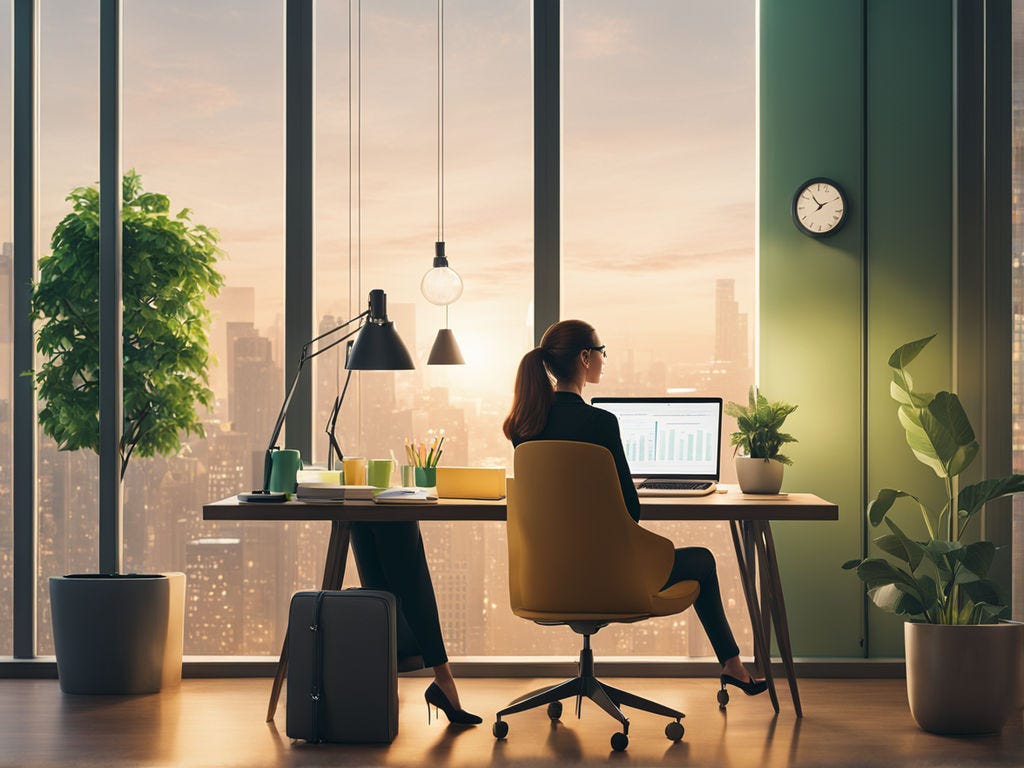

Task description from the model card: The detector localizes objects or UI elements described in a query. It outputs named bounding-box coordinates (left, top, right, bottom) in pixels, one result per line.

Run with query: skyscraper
left=714, top=278, right=748, bottom=367
left=208, top=287, right=256, bottom=420
left=186, top=538, right=244, bottom=655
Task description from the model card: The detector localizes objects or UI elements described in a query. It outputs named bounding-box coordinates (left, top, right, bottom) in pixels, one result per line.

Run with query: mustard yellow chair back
left=507, top=440, right=676, bottom=619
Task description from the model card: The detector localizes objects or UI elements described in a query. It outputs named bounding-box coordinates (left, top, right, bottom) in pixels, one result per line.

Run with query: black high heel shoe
left=718, top=673, right=768, bottom=706
left=424, top=682, right=483, bottom=725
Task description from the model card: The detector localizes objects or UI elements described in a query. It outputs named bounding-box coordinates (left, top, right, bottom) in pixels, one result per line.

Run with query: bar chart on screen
left=597, top=398, right=722, bottom=477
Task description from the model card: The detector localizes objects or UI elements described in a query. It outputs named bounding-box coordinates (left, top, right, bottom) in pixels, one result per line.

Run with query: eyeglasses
left=584, top=345, right=607, bottom=359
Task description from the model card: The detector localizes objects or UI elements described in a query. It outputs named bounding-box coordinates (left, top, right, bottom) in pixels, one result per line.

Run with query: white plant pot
left=735, top=457, right=784, bottom=494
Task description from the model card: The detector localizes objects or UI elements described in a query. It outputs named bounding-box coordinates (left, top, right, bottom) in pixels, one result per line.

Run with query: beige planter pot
left=735, top=457, right=784, bottom=494
left=905, top=622, right=1024, bottom=734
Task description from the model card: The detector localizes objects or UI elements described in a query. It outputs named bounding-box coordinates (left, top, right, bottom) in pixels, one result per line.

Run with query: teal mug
left=415, top=466, right=436, bottom=488
left=269, top=449, right=303, bottom=494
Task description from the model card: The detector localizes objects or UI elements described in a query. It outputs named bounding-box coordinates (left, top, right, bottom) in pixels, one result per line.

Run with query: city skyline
left=9, top=269, right=756, bottom=657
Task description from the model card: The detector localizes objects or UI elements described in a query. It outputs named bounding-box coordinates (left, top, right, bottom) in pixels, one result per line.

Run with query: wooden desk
left=204, top=491, right=838, bottom=722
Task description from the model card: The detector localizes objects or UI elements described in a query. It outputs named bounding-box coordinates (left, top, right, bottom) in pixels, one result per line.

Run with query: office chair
left=492, top=440, right=700, bottom=752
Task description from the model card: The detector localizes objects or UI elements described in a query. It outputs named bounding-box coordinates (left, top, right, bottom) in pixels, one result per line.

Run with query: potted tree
left=32, top=171, right=223, bottom=694
left=725, top=387, right=797, bottom=494
left=843, top=335, right=1024, bottom=734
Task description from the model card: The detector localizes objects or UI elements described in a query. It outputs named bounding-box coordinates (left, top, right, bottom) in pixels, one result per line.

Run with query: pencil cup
left=414, top=467, right=436, bottom=488
left=401, top=465, right=416, bottom=487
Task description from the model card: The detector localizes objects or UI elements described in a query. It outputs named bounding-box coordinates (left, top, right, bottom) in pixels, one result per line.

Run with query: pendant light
left=424, top=0, right=465, bottom=365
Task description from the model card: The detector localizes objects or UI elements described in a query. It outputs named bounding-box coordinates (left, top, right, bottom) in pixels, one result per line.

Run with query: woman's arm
left=596, top=411, right=642, bottom=522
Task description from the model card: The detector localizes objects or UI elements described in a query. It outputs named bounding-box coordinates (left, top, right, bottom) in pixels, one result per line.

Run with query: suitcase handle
left=309, top=592, right=327, bottom=742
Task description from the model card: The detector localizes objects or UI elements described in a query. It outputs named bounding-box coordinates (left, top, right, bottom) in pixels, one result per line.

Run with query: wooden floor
left=1, top=677, right=1022, bottom=767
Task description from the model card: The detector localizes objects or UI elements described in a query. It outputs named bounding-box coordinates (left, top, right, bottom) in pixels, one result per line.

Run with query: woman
left=502, top=319, right=767, bottom=699
left=351, top=521, right=482, bottom=724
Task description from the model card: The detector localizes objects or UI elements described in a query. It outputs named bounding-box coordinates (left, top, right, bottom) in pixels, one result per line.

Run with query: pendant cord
left=347, top=0, right=352, bottom=322
left=357, top=0, right=362, bottom=301
left=437, top=0, right=444, bottom=242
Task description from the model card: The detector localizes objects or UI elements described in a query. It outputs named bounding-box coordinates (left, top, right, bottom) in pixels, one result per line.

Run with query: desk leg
left=265, top=521, right=352, bottom=722
left=729, top=521, right=780, bottom=714
left=742, top=523, right=769, bottom=678
left=755, top=520, right=802, bottom=717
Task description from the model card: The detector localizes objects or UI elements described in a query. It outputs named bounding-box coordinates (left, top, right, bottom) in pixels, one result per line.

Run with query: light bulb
left=421, top=266, right=463, bottom=306
left=421, top=241, right=463, bottom=306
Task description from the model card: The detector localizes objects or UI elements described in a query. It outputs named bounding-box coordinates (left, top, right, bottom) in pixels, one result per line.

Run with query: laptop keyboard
left=639, top=480, right=713, bottom=491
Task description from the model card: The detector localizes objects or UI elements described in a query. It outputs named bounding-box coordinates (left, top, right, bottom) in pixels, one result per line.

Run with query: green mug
left=367, top=458, right=395, bottom=488
left=268, top=449, right=303, bottom=494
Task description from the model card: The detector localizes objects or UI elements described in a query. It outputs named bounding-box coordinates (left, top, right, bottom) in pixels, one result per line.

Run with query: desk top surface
left=203, top=488, right=838, bottom=522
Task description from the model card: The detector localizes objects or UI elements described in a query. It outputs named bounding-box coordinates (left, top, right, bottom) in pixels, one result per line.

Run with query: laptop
left=591, top=396, right=723, bottom=497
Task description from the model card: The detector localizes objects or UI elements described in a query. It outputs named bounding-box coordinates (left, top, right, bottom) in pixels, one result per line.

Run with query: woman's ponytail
left=502, top=348, right=552, bottom=441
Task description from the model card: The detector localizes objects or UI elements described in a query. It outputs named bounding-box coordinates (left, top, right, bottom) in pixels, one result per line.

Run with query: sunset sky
left=2, top=0, right=755, bottom=398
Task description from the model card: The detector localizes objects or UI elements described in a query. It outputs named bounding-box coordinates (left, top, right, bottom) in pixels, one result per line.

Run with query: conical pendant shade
left=427, top=328, right=465, bottom=365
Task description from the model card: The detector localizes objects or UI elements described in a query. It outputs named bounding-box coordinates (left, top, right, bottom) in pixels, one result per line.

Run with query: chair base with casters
left=492, top=621, right=686, bottom=752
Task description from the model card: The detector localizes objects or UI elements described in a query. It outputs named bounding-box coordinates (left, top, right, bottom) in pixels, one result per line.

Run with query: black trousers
left=662, top=547, right=741, bottom=665
left=350, top=520, right=449, bottom=668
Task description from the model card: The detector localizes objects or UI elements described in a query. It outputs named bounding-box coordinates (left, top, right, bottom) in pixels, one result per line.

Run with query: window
left=121, top=0, right=286, bottom=655
left=35, top=0, right=100, bottom=655
left=0, top=0, right=12, bottom=655
left=560, top=0, right=756, bottom=656
left=1012, top=0, right=1024, bottom=620
left=315, top=0, right=532, bottom=655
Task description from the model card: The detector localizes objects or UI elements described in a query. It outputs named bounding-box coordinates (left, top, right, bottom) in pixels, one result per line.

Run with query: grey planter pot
left=905, top=621, right=1024, bottom=734
left=50, top=572, right=185, bottom=695
left=735, top=456, right=784, bottom=494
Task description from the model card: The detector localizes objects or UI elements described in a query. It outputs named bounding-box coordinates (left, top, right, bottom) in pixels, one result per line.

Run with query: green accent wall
left=760, top=0, right=956, bottom=657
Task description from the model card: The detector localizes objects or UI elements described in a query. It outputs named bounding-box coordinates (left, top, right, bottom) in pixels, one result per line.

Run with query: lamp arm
left=325, top=366, right=354, bottom=470
left=257, top=314, right=368, bottom=491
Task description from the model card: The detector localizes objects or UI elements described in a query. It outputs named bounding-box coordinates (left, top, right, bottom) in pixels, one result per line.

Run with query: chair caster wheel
left=717, top=688, right=730, bottom=708
left=492, top=720, right=509, bottom=740
left=665, top=721, right=684, bottom=742
left=610, top=731, right=629, bottom=752
left=547, top=701, right=563, bottom=720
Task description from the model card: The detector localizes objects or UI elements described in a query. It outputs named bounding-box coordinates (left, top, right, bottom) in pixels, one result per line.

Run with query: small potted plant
left=842, top=334, right=1024, bottom=734
left=725, top=387, right=797, bottom=494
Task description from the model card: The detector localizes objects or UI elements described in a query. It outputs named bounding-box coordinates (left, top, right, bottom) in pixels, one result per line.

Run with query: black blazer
left=511, top=391, right=642, bottom=522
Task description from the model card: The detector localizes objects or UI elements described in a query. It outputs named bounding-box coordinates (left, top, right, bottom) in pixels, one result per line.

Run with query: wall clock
left=792, top=178, right=847, bottom=237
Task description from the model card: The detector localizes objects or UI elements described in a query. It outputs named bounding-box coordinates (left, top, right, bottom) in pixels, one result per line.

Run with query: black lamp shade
left=427, top=328, right=465, bottom=365
left=347, top=320, right=415, bottom=370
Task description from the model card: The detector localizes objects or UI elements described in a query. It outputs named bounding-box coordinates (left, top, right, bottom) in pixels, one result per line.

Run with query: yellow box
left=435, top=467, right=507, bottom=499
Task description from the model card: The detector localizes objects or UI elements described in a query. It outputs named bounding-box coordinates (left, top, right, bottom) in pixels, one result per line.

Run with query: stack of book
left=294, top=484, right=379, bottom=503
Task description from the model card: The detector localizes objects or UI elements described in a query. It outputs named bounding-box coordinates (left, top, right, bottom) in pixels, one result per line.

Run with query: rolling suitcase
left=286, top=589, right=399, bottom=743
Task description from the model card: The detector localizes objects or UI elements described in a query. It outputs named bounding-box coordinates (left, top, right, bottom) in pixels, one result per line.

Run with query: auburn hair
left=502, top=319, right=598, bottom=442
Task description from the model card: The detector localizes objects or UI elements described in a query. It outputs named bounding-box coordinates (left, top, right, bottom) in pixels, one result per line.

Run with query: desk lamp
left=238, top=288, right=414, bottom=502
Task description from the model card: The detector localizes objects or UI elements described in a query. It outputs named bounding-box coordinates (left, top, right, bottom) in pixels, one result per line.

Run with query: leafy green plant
left=724, top=387, right=798, bottom=466
left=842, top=335, right=1024, bottom=624
left=31, top=170, right=224, bottom=481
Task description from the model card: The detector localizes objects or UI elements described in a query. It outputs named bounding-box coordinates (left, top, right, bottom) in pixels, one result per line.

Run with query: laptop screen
left=591, top=397, right=723, bottom=480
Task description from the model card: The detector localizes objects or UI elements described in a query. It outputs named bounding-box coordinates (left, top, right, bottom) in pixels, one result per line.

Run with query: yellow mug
left=342, top=457, right=367, bottom=486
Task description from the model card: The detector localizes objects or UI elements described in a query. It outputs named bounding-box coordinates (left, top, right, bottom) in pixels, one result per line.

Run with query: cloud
left=565, top=245, right=751, bottom=274
left=567, top=16, right=639, bottom=60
